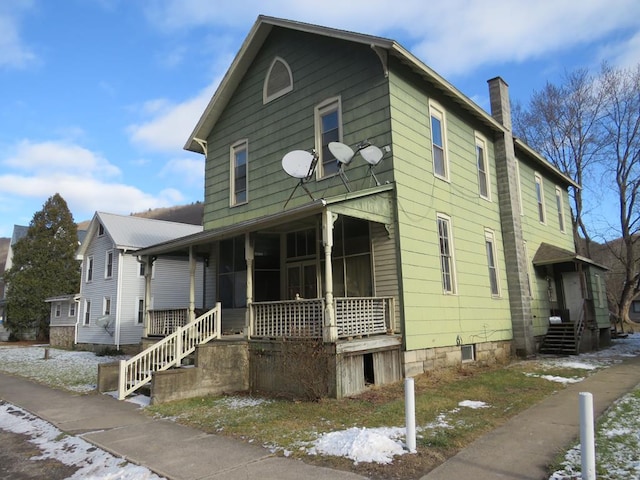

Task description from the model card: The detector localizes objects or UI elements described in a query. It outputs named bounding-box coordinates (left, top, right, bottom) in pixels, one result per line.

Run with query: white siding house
left=74, top=212, right=205, bottom=351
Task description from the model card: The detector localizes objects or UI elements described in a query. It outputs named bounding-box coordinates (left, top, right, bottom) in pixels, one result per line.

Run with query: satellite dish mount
left=281, top=149, right=319, bottom=208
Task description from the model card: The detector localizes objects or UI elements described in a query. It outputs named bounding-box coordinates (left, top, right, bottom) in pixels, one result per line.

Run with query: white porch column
left=245, top=233, right=254, bottom=339
left=143, top=256, right=153, bottom=338
left=322, top=210, right=337, bottom=342
left=189, top=246, right=196, bottom=323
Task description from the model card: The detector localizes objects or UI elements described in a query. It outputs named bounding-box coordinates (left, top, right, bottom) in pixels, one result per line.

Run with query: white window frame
left=105, top=250, right=113, bottom=279
left=437, top=213, right=457, bottom=294
left=475, top=133, right=491, bottom=200
left=461, top=344, right=476, bottom=362
left=263, top=56, right=293, bottom=104
left=136, top=297, right=145, bottom=324
left=103, top=296, right=111, bottom=316
left=430, top=101, right=449, bottom=181
left=314, top=96, right=343, bottom=179
left=69, top=301, right=76, bottom=318
left=555, top=186, right=566, bottom=233
left=83, top=299, right=91, bottom=326
left=485, top=229, right=501, bottom=296
left=230, top=139, right=248, bottom=206
left=534, top=173, right=546, bottom=224
left=54, top=302, right=61, bottom=317
left=86, top=256, right=94, bottom=282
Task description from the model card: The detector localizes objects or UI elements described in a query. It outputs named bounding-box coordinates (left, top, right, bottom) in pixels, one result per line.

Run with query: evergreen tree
left=4, top=193, right=80, bottom=339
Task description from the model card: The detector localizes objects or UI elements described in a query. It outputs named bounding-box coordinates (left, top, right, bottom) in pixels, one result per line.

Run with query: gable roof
left=185, top=15, right=505, bottom=155
left=76, top=212, right=203, bottom=258
left=10, top=225, right=28, bottom=246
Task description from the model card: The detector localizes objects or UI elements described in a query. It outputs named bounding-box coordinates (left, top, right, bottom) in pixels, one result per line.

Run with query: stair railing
left=573, top=302, right=587, bottom=354
left=118, top=303, right=221, bottom=400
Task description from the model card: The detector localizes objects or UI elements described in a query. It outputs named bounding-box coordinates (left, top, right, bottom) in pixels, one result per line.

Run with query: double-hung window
left=103, top=296, right=111, bottom=316
left=54, top=303, right=61, bottom=317
left=430, top=101, right=449, bottom=181
left=105, top=250, right=113, bottom=278
left=230, top=140, right=248, bottom=206
left=315, top=97, right=342, bottom=178
left=84, top=300, right=91, bottom=325
left=437, top=213, right=456, bottom=294
left=69, top=302, right=76, bottom=317
left=136, top=298, right=145, bottom=324
left=555, top=186, right=566, bottom=233
left=86, top=256, right=93, bottom=282
left=476, top=134, right=490, bottom=200
left=535, top=173, right=546, bottom=223
left=485, top=229, right=500, bottom=296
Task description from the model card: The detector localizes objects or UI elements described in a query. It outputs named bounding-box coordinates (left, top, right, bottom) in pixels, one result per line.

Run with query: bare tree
left=513, top=69, right=605, bottom=256
left=599, top=63, right=640, bottom=326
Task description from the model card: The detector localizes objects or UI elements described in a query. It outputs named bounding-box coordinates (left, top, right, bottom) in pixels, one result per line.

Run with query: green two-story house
left=128, top=16, right=609, bottom=402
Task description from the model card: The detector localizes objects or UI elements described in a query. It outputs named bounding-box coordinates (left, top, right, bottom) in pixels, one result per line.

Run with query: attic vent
left=263, top=56, right=293, bottom=104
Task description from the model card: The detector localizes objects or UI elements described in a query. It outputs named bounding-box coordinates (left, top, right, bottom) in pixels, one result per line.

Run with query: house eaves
left=184, top=15, right=506, bottom=155
left=514, top=139, right=579, bottom=189
left=532, top=242, right=608, bottom=270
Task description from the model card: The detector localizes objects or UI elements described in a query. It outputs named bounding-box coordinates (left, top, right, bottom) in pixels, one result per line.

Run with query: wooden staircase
left=539, top=322, right=580, bottom=355
left=117, top=303, right=221, bottom=400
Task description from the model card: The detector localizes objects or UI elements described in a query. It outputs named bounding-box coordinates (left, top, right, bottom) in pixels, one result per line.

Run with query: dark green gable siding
left=203, top=28, right=393, bottom=230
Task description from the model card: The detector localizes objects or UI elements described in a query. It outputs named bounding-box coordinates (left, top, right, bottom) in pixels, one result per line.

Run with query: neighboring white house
left=0, top=225, right=29, bottom=341
left=67, top=212, right=207, bottom=352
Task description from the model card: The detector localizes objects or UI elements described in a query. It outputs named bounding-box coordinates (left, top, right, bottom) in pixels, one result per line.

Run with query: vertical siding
left=203, top=28, right=392, bottom=230
left=387, top=63, right=512, bottom=351
left=371, top=221, right=401, bottom=332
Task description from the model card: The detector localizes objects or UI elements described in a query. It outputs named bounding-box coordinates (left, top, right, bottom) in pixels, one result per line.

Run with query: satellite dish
left=282, top=150, right=315, bottom=179
left=282, top=149, right=318, bottom=208
left=96, top=315, right=111, bottom=327
left=328, top=142, right=355, bottom=165
left=360, top=145, right=384, bottom=166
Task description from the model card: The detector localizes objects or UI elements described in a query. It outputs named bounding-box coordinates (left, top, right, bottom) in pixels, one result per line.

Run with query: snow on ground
left=0, top=402, right=164, bottom=479
left=1, top=335, right=640, bottom=475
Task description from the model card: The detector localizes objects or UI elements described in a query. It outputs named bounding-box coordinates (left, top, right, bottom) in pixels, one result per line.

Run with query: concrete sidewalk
left=422, top=355, right=640, bottom=480
left=0, top=372, right=365, bottom=480
left=1, top=356, right=640, bottom=480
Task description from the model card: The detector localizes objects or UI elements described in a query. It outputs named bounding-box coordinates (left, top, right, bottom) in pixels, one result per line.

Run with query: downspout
left=115, top=250, right=125, bottom=350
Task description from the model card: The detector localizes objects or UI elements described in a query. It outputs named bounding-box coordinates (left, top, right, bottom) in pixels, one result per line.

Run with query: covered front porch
left=134, top=186, right=404, bottom=399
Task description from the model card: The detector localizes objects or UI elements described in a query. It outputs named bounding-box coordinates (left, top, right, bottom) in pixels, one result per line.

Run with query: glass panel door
left=287, top=261, right=318, bottom=299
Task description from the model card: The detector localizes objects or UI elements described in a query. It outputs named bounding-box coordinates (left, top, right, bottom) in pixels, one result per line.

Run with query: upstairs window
left=230, top=140, right=248, bottom=206
left=555, top=186, right=566, bottom=233
left=98, top=223, right=105, bottom=236
left=263, top=57, right=293, bottom=104
left=315, top=97, right=342, bottom=178
left=86, top=256, right=94, bottom=282
left=437, top=213, right=457, bottom=294
left=105, top=250, right=113, bottom=278
left=476, top=134, right=490, bottom=200
left=430, top=101, right=449, bottom=181
left=534, top=173, right=546, bottom=223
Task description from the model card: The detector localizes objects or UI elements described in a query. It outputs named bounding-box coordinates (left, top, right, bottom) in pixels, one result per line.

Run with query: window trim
left=136, top=297, right=145, bottom=325
left=230, top=139, right=249, bottom=206
left=429, top=100, right=450, bottom=182
left=103, top=296, right=111, bottom=316
left=485, top=229, right=501, bottom=297
left=534, top=173, right=546, bottom=224
left=98, top=223, right=105, bottom=236
left=54, top=302, right=61, bottom=317
left=263, top=56, right=293, bottom=104
left=69, top=301, right=76, bottom=318
left=436, top=213, right=457, bottom=295
left=475, top=133, right=491, bottom=200
left=83, top=300, right=91, bottom=326
left=314, top=96, right=343, bottom=179
left=555, top=186, right=566, bottom=233
left=105, top=250, right=113, bottom=279
left=86, top=256, right=94, bottom=283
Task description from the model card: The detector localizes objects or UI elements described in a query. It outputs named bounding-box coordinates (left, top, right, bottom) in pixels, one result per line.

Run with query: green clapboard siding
left=387, top=63, right=512, bottom=351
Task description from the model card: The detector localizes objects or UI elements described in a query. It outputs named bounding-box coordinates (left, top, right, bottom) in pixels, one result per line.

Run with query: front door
left=561, top=272, right=584, bottom=322
left=287, top=261, right=318, bottom=299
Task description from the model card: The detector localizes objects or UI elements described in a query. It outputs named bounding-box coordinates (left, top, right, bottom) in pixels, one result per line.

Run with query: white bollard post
left=579, top=392, right=596, bottom=480
left=405, top=377, right=416, bottom=452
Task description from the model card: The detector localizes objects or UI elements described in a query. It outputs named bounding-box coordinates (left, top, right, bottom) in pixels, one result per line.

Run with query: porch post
left=143, top=256, right=153, bottom=338
left=189, top=246, right=196, bottom=323
left=322, top=210, right=338, bottom=342
left=245, top=233, right=254, bottom=339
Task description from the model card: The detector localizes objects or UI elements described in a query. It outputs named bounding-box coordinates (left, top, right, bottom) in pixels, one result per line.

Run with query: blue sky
left=1, top=0, right=639, bottom=240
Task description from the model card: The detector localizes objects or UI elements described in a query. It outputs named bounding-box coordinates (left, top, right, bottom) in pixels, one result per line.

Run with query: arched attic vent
left=263, top=56, right=293, bottom=104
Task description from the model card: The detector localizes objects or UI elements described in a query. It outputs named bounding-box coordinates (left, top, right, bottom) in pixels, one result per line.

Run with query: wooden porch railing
left=118, top=303, right=221, bottom=400
left=251, top=296, right=394, bottom=339
left=148, top=308, right=189, bottom=336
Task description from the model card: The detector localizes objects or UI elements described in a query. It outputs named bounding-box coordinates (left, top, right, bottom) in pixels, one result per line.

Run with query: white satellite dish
left=328, top=142, right=355, bottom=165
left=282, top=149, right=318, bottom=208
left=282, top=150, right=315, bottom=179
left=360, top=145, right=384, bottom=166
left=95, top=315, right=111, bottom=327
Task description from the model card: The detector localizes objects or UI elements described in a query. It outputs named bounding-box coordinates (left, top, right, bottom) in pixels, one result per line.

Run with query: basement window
left=461, top=344, right=475, bottom=362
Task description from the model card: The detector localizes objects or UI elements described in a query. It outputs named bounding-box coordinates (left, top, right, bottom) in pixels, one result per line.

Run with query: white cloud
left=127, top=81, right=217, bottom=153
left=0, top=2, right=37, bottom=69
left=160, top=157, right=205, bottom=187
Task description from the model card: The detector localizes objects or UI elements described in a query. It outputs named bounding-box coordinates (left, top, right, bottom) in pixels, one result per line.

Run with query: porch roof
left=135, top=185, right=394, bottom=257
left=532, top=243, right=608, bottom=270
